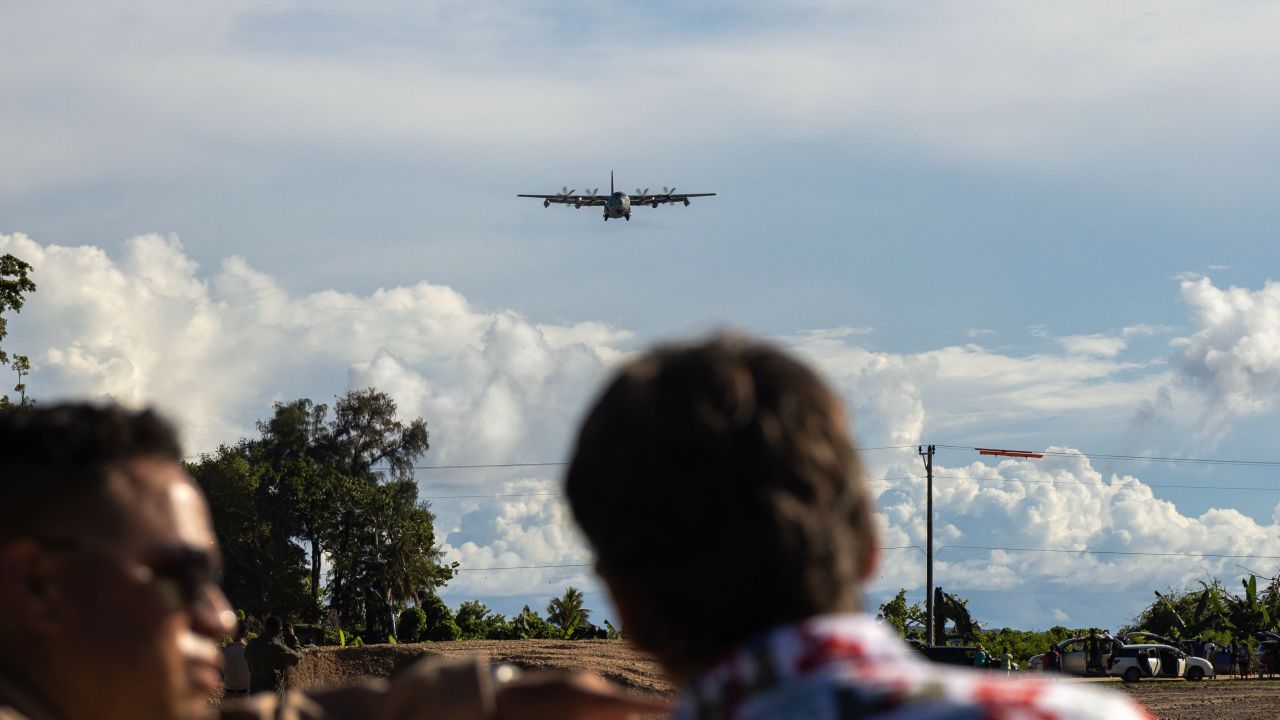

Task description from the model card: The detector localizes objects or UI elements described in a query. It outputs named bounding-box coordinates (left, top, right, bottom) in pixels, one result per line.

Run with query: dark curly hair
left=565, top=334, right=877, bottom=680
left=0, top=403, right=182, bottom=539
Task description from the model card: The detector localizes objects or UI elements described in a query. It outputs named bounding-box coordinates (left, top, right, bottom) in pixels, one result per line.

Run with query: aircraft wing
left=517, top=194, right=607, bottom=206
left=631, top=192, right=717, bottom=206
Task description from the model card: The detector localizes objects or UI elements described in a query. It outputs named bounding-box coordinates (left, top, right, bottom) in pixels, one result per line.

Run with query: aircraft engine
left=543, top=200, right=550, bottom=208
left=574, top=202, right=581, bottom=209
left=651, top=201, right=659, bottom=208
left=683, top=199, right=690, bottom=206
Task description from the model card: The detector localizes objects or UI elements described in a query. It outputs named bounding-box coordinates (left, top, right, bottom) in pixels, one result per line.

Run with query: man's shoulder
left=862, top=666, right=1152, bottom=720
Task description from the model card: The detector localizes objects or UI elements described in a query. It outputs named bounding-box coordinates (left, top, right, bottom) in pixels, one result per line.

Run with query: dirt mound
left=290, top=639, right=672, bottom=695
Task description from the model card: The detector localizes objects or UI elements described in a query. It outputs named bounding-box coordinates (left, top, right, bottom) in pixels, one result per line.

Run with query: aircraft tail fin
left=610, top=170, right=614, bottom=195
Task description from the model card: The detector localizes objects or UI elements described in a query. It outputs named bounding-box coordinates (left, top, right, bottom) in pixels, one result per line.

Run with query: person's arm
left=220, top=656, right=669, bottom=720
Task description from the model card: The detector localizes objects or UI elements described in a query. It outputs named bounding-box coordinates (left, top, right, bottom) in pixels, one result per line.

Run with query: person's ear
left=0, top=540, right=66, bottom=636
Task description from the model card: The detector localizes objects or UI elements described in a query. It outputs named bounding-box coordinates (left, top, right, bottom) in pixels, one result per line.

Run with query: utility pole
left=919, top=444, right=935, bottom=646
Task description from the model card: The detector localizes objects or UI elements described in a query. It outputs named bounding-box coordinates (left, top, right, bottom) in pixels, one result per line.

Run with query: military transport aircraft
left=518, top=172, right=716, bottom=221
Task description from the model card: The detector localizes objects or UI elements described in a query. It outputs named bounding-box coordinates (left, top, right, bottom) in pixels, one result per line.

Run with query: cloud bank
left=5, top=231, right=1280, bottom=626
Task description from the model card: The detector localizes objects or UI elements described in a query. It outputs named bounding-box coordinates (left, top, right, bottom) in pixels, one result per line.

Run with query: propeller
left=663, top=186, right=677, bottom=196
left=557, top=186, right=576, bottom=197
left=634, top=188, right=650, bottom=196
left=584, top=187, right=599, bottom=197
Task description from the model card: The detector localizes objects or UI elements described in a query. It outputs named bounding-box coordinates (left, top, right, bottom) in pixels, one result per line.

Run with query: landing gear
left=625, top=214, right=630, bottom=221
left=602, top=215, right=608, bottom=221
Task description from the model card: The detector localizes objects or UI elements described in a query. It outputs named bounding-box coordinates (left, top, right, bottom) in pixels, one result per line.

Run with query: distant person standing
left=245, top=616, right=303, bottom=694
left=1237, top=643, right=1252, bottom=679
left=1002, top=647, right=1014, bottom=675
left=1086, top=632, right=1103, bottom=674
left=973, top=645, right=989, bottom=669
left=1043, top=643, right=1061, bottom=675
left=222, top=621, right=252, bottom=699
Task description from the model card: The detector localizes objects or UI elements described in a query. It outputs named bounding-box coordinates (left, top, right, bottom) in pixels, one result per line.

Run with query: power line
left=405, top=446, right=915, bottom=471
left=940, top=544, right=1280, bottom=561
left=421, top=472, right=1280, bottom=501
left=447, top=543, right=1280, bottom=573
left=929, top=474, right=1280, bottom=493
left=453, top=563, right=591, bottom=572
left=938, top=444, right=1280, bottom=468
left=457, top=548, right=925, bottom=572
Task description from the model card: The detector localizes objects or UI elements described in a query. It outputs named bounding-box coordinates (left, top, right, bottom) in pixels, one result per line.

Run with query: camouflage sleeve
left=220, top=656, right=493, bottom=720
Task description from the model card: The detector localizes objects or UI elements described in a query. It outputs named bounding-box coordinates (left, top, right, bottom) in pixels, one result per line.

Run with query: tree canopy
left=0, top=253, right=36, bottom=408
left=189, top=389, right=450, bottom=637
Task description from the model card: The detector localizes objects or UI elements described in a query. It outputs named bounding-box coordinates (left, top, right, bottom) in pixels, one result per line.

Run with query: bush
left=456, top=600, right=507, bottom=640
left=421, top=595, right=461, bottom=641
left=508, top=605, right=556, bottom=639
left=321, top=627, right=347, bottom=646
left=398, top=606, right=428, bottom=643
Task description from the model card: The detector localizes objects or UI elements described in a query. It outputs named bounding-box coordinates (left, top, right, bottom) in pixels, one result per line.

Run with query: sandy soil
left=286, top=641, right=1280, bottom=719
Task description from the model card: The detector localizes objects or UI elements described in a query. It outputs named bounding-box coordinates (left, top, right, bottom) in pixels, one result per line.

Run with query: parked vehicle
left=1255, top=631, right=1280, bottom=674
left=1108, top=643, right=1214, bottom=682
left=1027, top=635, right=1120, bottom=675
left=911, top=644, right=1016, bottom=670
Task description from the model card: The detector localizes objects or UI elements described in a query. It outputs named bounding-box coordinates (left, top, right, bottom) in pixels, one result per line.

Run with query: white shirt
left=222, top=642, right=251, bottom=692
left=674, top=614, right=1153, bottom=720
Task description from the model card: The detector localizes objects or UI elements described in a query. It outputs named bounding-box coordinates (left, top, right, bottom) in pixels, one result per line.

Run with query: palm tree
left=547, top=587, right=590, bottom=638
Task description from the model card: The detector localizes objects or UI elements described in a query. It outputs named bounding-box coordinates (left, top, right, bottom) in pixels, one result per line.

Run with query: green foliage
left=973, top=626, right=1084, bottom=665
left=397, top=606, right=428, bottom=642
left=0, top=253, right=36, bottom=408
left=321, top=627, right=348, bottom=646
left=879, top=589, right=927, bottom=639
left=189, top=390, right=452, bottom=637
left=456, top=600, right=508, bottom=640
left=603, top=620, right=621, bottom=640
left=547, top=587, right=590, bottom=637
left=1123, top=575, right=1280, bottom=646
left=351, top=636, right=364, bottom=647
left=505, top=605, right=556, bottom=639
left=420, top=594, right=461, bottom=641
left=188, top=443, right=315, bottom=620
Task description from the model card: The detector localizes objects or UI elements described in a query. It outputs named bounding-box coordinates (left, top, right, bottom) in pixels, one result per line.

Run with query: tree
left=420, top=594, right=461, bottom=641
left=397, top=606, right=428, bottom=643
left=257, top=399, right=334, bottom=611
left=456, top=600, right=508, bottom=640
left=506, top=606, right=555, bottom=640
left=878, top=589, right=927, bottom=639
left=0, top=253, right=36, bottom=408
left=189, top=389, right=452, bottom=633
left=187, top=443, right=313, bottom=619
left=318, top=389, right=441, bottom=636
left=547, top=587, right=590, bottom=639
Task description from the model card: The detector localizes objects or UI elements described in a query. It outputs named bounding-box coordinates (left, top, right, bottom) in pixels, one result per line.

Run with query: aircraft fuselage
left=604, top=191, right=631, bottom=220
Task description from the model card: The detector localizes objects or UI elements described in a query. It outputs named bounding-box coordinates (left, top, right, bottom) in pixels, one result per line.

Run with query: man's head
left=263, top=616, right=282, bottom=638
left=0, top=403, right=235, bottom=720
left=565, top=334, right=878, bottom=681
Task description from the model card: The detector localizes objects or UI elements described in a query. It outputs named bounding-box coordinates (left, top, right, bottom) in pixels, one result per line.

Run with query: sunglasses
left=30, top=534, right=222, bottom=613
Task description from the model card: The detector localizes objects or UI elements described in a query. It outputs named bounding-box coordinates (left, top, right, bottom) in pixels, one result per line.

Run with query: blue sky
left=5, top=0, right=1280, bottom=634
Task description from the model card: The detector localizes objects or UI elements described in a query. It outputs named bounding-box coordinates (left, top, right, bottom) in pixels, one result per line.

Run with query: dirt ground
left=1118, top=678, right=1280, bottom=720
left=287, top=640, right=1280, bottom=718
left=289, top=639, right=672, bottom=695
